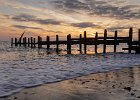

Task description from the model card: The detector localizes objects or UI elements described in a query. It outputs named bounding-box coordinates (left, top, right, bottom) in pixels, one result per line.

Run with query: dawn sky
left=0, top=0, right=140, bottom=41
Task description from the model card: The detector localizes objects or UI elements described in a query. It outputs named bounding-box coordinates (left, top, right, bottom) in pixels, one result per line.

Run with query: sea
left=0, top=41, right=140, bottom=97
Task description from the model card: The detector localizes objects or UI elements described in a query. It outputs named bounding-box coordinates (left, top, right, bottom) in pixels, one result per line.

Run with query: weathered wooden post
left=15, top=38, right=18, bottom=46
left=33, top=38, right=36, bottom=48
left=128, top=28, right=133, bottom=53
left=38, top=36, right=40, bottom=48
left=56, top=35, right=59, bottom=53
left=79, top=34, right=82, bottom=54
left=22, top=37, right=25, bottom=47
left=11, top=38, right=13, bottom=47
left=24, top=37, right=27, bottom=47
left=84, top=31, right=87, bottom=54
left=40, top=37, right=42, bottom=48
left=95, top=32, right=98, bottom=54
left=103, top=29, right=107, bottom=53
left=47, top=36, right=50, bottom=50
left=31, top=37, right=33, bottom=48
left=28, top=38, right=30, bottom=47
left=114, top=31, right=117, bottom=53
left=67, top=34, right=71, bottom=54
left=19, top=38, right=22, bottom=47
left=138, top=29, right=140, bottom=41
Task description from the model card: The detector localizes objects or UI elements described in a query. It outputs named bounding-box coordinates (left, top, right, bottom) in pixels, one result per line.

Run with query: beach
left=0, top=66, right=140, bottom=100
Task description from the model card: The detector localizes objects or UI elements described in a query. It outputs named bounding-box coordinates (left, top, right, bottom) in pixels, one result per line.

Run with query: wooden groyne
left=11, top=28, right=140, bottom=54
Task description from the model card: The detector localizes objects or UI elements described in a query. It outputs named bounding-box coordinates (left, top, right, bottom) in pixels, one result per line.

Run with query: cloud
left=52, top=0, right=90, bottom=12
left=46, top=30, right=63, bottom=34
left=107, top=26, right=131, bottom=32
left=51, top=0, right=140, bottom=19
left=12, top=25, right=44, bottom=30
left=11, top=14, right=62, bottom=25
left=71, top=22, right=98, bottom=28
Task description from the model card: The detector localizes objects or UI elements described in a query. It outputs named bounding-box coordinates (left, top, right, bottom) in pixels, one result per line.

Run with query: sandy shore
left=0, top=66, right=140, bottom=100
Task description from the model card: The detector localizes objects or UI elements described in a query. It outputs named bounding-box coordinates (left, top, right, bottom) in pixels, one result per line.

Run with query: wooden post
left=95, top=32, right=98, bottom=54
left=23, top=37, right=25, bottom=46
left=19, top=38, right=22, bottom=47
left=33, top=38, right=36, bottom=48
left=38, top=36, right=40, bottom=48
left=24, top=37, right=27, bottom=47
left=11, top=38, right=13, bottom=47
left=114, top=31, right=117, bottom=53
left=40, top=37, right=42, bottom=48
left=103, top=29, right=107, bottom=53
left=56, top=35, right=59, bottom=53
left=79, top=34, right=82, bottom=54
left=28, top=38, right=30, bottom=47
left=47, top=36, right=50, bottom=50
left=67, top=34, right=71, bottom=54
left=128, top=28, right=133, bottom=53
left=138, top=29, right=140, bottom=41
left=15, top=38, right=18, bottom=46
left=31, top=37, right=33, bottom=48
left=84, top=31, right=87, bottom=54
left=138, top=29, right=140, bottom=46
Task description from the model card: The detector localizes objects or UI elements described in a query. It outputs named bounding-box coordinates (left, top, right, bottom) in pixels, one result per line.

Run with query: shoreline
left=0, top=66, right=140, bottom=100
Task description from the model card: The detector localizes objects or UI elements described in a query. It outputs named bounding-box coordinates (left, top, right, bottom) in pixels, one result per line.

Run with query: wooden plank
left=131, top=41, right=140, bottom=45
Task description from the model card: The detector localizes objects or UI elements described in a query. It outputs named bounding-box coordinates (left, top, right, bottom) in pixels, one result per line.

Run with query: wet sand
left=0, top=66, right=140, bottom=100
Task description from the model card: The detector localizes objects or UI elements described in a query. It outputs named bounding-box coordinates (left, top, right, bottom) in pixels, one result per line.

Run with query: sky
left=0, top=0, right=140, bottom=41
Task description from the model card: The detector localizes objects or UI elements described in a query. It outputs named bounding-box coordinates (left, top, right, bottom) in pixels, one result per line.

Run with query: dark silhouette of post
left=38, top=36, right=42, bottom=48
left=114, top=31, right=117, bottom=53
left=23, top=37, right=24, bottom=46
left=18, top=31, right=25, bottom=47
left=28, top=38, right=30, bottom=47
left=31, top=37, right=33, bottom=48
left=129, top=28, right=133, bottom=53
left=56, top=35, right=59, bottom=53
left=19, top=38, right=22, bottom=47
left=84, top=31, right=87, bottom=54
left=24, top=37, right=27, bottom=47
left=33, top=38, right=36, bottom=48
left=11, top=38, right=13, bottom=47
left=103, top=29, right=107, bottom=53
left=138, top=29, right=140, bottom=46
left=47, top=36, right=50, bottom=50
left=79, top=34, right=82, bottom=53
left=67, top=34, right=71, bottom=54
left=38, top=36, right=40, bottom=48
left=15, top=38, right=18, bottom=46
left=95, top=32, right=98, bottom=54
